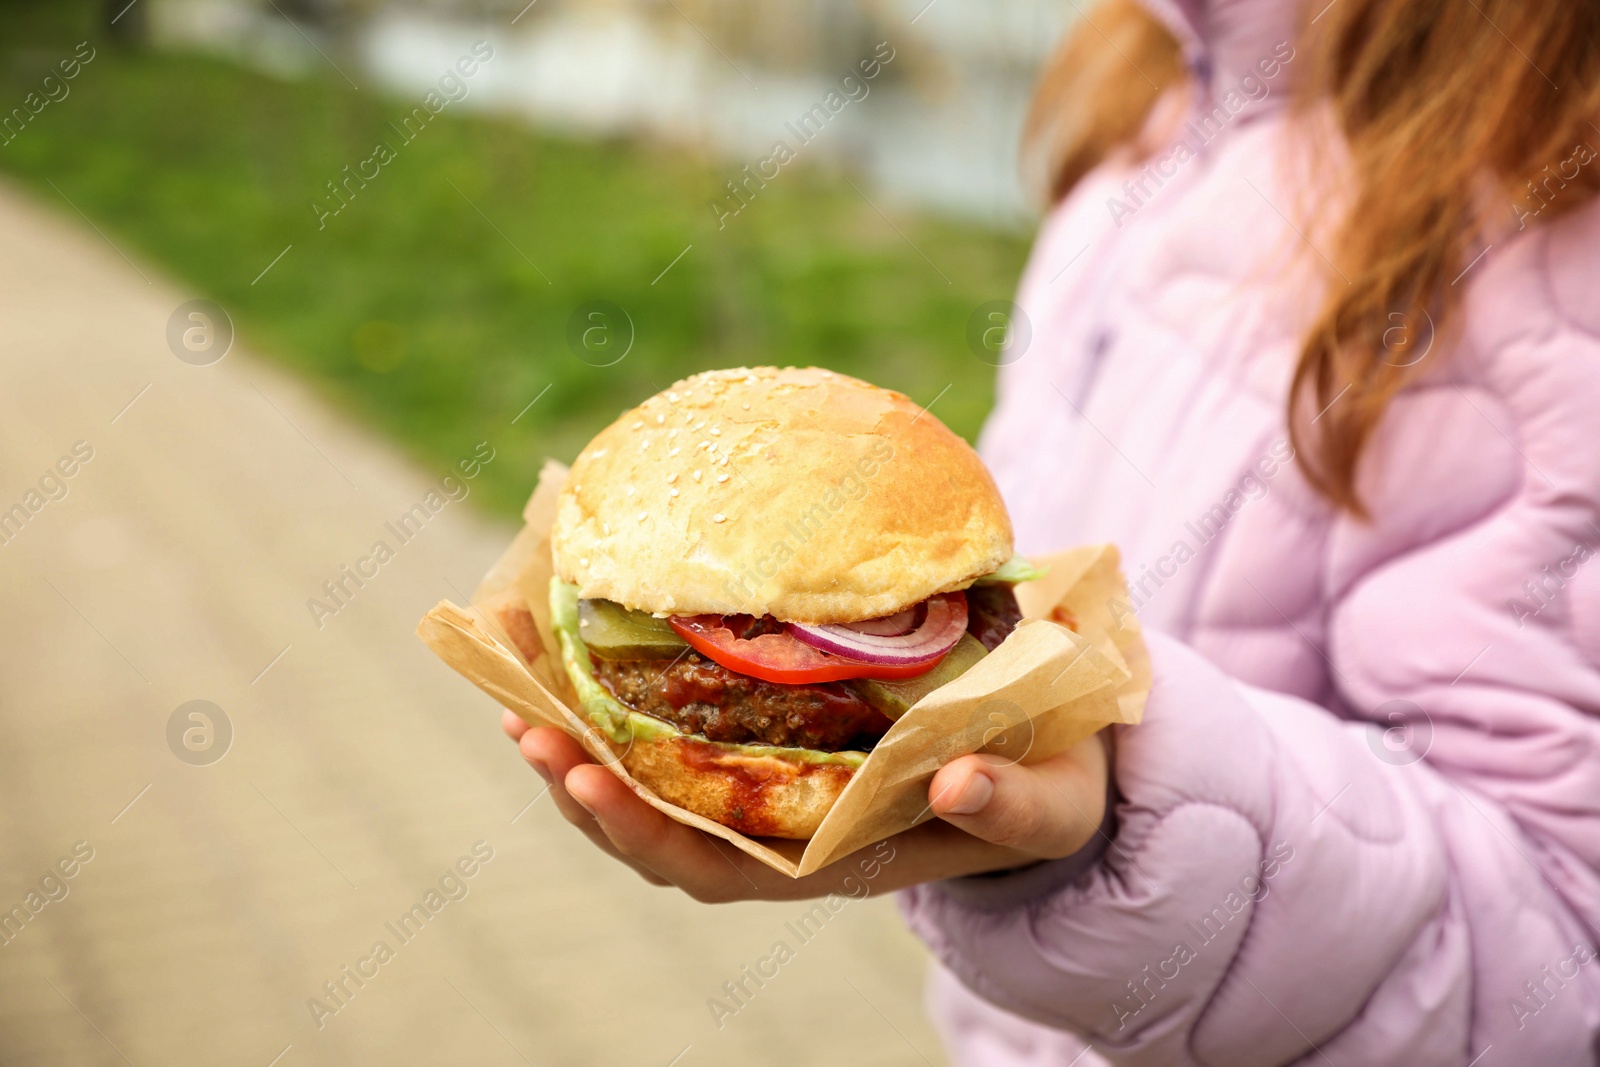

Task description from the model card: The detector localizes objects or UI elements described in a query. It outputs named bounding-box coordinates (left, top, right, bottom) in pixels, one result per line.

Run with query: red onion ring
left=846, top=607, right=918, bottom=637
left=787, top=592, right=967, bottom=665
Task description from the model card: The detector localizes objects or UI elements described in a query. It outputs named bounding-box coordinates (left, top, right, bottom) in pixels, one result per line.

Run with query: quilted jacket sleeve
left=902, top=194, right=1600, bottom=1063
left=900, top=629, right=1600, bottom=1066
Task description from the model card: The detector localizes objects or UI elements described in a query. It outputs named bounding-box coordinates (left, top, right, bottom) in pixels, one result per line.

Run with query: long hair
left=1025, top=0, right=1600, bottom=515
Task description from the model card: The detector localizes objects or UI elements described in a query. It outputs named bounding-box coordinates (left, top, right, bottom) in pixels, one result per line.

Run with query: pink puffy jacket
left=898, top=2, right=1600, bottom=1064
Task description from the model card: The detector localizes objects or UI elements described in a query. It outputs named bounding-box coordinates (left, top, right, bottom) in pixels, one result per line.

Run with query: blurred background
left=0, top=0, right=1072, bottom=1062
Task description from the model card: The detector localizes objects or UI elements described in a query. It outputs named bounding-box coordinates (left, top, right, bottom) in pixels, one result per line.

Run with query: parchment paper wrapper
left=418, top=462, right=1150, bottom=877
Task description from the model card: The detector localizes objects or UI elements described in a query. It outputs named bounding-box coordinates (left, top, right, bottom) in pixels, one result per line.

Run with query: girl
left=505, top=0, right=1600, bottom=1061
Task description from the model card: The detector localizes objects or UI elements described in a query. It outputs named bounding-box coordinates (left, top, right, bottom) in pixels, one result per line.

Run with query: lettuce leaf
left=548, top=578, right=867, bottom=767
left=972, top=553, right=1048, bottom=585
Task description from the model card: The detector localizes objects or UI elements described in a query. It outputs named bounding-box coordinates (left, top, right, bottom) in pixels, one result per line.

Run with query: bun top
left=551, top=367, right=1013, bottom=623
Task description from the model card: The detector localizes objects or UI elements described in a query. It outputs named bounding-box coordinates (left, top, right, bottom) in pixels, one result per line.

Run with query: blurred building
left=152, top=0, right=1077, bottom=224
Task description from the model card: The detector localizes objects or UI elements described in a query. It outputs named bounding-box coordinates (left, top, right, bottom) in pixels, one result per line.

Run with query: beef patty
left=589, top=585, right=1023, bottom=751
left=592, top=653, right=894, bottom=751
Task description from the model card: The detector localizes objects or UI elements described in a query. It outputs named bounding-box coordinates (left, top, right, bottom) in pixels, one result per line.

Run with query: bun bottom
left=610, top=735, right=856, bottom=839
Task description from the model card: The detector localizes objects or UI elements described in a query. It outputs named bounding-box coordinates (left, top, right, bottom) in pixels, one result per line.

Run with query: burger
left=541, top=367, right=1040, bottom=839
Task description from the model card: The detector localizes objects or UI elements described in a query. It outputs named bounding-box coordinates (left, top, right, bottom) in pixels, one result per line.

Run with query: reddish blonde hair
left=1025, top=0, right=1600, bottom=514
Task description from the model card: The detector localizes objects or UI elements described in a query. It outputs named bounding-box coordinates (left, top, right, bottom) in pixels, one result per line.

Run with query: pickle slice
left=577, top=597, right=690, bottom=660
left=846, top=634, right=988, bottom=720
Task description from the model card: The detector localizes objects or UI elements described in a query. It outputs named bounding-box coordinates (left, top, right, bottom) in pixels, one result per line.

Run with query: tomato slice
left=668, top=616, right=946, bottom=684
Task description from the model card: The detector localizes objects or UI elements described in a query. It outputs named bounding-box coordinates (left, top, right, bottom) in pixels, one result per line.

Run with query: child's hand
left=501, top=711, right=1111, bottom=901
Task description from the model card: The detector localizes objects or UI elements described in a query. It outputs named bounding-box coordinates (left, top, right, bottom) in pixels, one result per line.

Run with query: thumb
left=929, top=738, right=1109, bottom=859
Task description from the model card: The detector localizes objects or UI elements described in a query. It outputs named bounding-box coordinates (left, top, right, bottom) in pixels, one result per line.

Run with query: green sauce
left=548, top=579, right=866, bottom=768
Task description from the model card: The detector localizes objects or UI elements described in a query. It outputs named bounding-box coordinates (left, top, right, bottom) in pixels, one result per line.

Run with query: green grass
left=0, top=2, right=1029, bottom=518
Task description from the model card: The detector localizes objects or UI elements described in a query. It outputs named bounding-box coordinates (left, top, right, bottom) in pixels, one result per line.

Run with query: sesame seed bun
left=612, top=735, right=855, bottom=840
left=551, top=367, right=1013, bottom=623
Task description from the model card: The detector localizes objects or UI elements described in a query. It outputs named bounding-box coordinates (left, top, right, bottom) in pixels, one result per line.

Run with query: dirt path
left=0, top=180, right=946, bottom=1067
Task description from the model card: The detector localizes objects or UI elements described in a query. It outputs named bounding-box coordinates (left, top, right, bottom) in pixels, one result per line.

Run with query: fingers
left=509, top=730, right=786, bottom=900
left=562, top=762, right=790, bottom=902
left=516, top=727, right=669, bottom=887
left=505, top=724, right=1068, bottom=899
left=503, top=723, right=1062, bottom=897
left=811, top=820, right=1037, bottom=895
left=929, top=732, right=1109, bottom=859
left=502, top=709, right=530, bottom=741
left=518, top=724, right=591, bottom=775
left=517, top=728, right=613, bottom=846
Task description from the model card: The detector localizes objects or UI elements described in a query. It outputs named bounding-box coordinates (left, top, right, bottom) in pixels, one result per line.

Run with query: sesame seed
left=710, top=426, right=721, bottom=436
left=693, top=470, right=702, bottom=482
left=667, top=472, right=678, bottom=483
left=638, top=511, right=648, bottom=522
left=713, top=513, right=726, bottom=523
left=603, top=523, right=611, bottom=535
left=695, top=421, right=706, bottom=430
left=656, top=414, right=665, bottom=425
left=626, top=486, right=635, bottom=496
left=741, top=403, right=751, bottom=410
left=698, top=442, right=711, bottom=451
left=668, top=429, right=679, bottom=439
left=669, top=487, right=679, bottom=497
left=632, top=421, right=644, bottom=430
left=669, top=447, right=680, bottom=457
left=716, top=473, right=729, bottom=483
left=580, top=557, right=590, bottom=567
